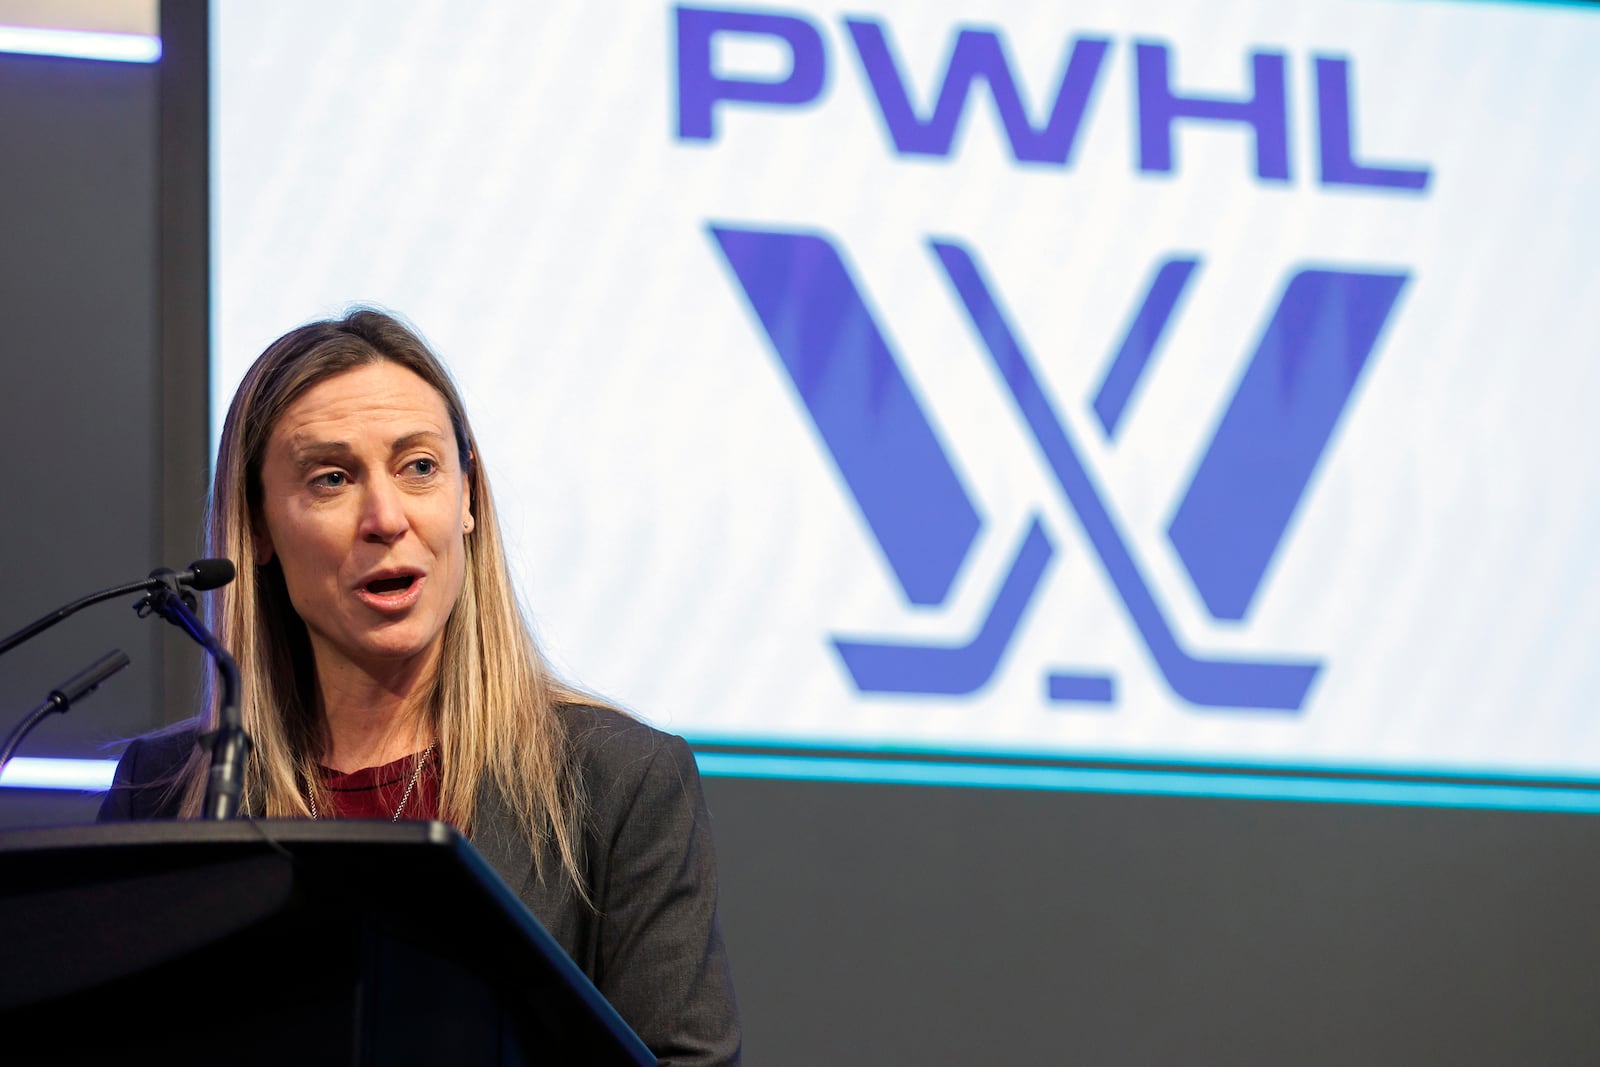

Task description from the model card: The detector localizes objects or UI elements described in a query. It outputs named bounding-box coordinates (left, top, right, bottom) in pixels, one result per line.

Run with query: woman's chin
left=313, top=628, right=446, bottom=679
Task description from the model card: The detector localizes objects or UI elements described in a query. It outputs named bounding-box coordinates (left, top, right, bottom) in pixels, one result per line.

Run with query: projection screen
left=211, top=0, right=1600, bottom=807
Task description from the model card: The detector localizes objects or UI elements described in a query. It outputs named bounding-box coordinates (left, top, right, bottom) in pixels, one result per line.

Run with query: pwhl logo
left=679, top=6, right=1426, bottom=713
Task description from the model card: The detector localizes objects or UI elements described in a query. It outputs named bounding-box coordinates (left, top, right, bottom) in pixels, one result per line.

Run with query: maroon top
left=318, top=748, right=440, bottom=821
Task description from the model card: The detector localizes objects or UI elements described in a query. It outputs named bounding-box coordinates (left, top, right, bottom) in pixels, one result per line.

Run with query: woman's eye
left=312, top=471, right=347, bottom=489
left=408, top=458, right=437, bottom=477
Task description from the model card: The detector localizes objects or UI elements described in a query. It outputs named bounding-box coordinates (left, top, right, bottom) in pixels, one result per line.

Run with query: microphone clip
left=135, top=569, right=199, bottom=618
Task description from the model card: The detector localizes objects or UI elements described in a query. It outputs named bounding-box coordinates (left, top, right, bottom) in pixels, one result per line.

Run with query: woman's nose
left=358, top=479, right=410, bottom=543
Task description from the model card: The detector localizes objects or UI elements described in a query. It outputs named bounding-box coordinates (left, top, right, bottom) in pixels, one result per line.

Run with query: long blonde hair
left=178, top=309, right=590, bottom=892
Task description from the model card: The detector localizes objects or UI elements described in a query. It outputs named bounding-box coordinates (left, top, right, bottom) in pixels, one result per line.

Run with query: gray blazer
left=98, top=704, right=741, bottom=1066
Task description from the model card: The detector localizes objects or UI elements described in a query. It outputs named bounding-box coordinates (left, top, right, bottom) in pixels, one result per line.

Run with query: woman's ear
left=253, top=521, right=275, bottom=565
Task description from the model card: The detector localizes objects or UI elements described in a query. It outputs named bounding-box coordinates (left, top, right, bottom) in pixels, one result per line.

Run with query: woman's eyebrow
left=389, top=430, right=448, bottom=457
left=287, top=432, right=446, bottom=470
left=289, top=440, right=354, bottom=471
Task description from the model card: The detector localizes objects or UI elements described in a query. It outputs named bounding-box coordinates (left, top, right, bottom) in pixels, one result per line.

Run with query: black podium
left=0, top=821, right=654, bottom=1065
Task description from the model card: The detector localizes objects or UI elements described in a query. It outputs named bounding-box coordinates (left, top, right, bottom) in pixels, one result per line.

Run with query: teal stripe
left=684, top=731, right=1600, bottom=787
left=1391, top=0, right=1600, bottom=10
left=693, top=753, right=1600, bottom=812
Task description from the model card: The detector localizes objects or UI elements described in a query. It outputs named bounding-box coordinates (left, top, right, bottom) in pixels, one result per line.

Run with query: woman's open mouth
left=355, top=573, right=424, bottom=611
left=366, top=576, right=416, bottom=595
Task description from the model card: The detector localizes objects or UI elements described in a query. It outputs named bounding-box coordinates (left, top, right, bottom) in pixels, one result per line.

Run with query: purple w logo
left=711, top=225, right=1408, bottom=711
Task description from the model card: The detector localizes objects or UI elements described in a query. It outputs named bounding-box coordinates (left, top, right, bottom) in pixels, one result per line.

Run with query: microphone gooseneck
left=0, top=560, right=237, bottom=659
left=136, top=578, right=250, bottom=820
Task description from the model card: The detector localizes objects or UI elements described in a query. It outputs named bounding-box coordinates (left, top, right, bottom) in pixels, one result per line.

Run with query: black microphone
left=0, top=559, right=237, bottom=658
left=170, top=558, right=237, bottom=592
left=0, top=649, right=132, bottom=774
left=53, top=649, right=133, bottom=705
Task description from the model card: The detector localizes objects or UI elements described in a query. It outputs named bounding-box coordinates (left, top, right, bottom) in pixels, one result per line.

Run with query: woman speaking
left=99, top=309, right=740, bottom=1064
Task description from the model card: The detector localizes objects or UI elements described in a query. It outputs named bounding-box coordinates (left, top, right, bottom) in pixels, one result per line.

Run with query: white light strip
left=0, top=25, right=161, bottom=64
left=0, top=757, right=118, bottom=791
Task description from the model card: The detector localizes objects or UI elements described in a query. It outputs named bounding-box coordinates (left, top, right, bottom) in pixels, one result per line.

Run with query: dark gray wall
left=0, top=4, right=209, bottom=828
left=704, top=776, right=1600, bottom=1064
left=4, top=8, right=1600, bottom=1064
left=0, top=49, right=164, bottom=827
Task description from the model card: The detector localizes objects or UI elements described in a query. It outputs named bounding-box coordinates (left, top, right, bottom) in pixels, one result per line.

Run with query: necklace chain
left=306, top=740, right=436, bottom=822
